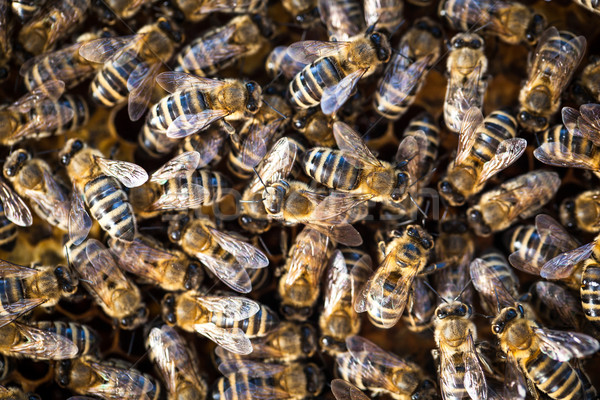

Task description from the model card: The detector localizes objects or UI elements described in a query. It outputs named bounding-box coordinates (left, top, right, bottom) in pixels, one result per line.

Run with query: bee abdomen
left=0, top=277, right=26, bottom=307
left=581, top=263, right=600, bottom=321
left=138, top=125, right=180, bottom=158
left=32, top=321, right=99, bottom=356
left=289, top=58, right=342, bottom=109
left=302, top=148, right=359, bottom=190
left=525, top=350, right=584, bottom=400
left=192, top=170, right=232, bottom=205
left=91, top=51, right=138, bottom=107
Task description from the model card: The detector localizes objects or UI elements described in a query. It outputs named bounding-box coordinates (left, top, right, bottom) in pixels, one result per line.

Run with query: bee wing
left=208, top=227, right=269, bottom=269
left=534, top=142, right=600, bottom=170
left=194, top=253, right=252, bottom=293
left=310, top=192, right=371, bottom=223
left=241, top=119, right=283, bottom=170
left=218, top=359, right=286, bottom=377
left=110, top=239, right=175, bottom=282
left=333, top=121, right=380, bottom=166
left=7, top=80, right=66, bottom=113
left=455, top=107, right=484, bottom=166
left=181, top=28, right=246, bottom=70
left=331, top=379, right=369, bottom=400
left=532, top=281, right=581, bottom=329
left=151, top=151, right=201, bottom=183
left=24, top=169, right=69, bottom=226
left=562, top=106, right=581, bottom=134
left=535, top=214, right=579, bottom=251
left=438, top=341, right=460, bottom=400
left=20, top=42, right=94, bottom=82
left=0, top=180, right=32, bottom=227
left=287, top=40, right=349, bottom=64
left=86, top=361, right=154, bottom=399
left=540, top=241, right=594, bottom=280
left=345, top=335, right=412, bottom=369
left=196, top=295, right=259, bottom=321
left=307, top=223, right=363, bottom=247
left=156, top=71, right=228, bottom=93
left=322, top=69, right=365, bottom=115
left=78, top=35, right=138, bottom=64
left=149, top=182, right=206, bottom=211
left=166, top=109, right=229, bottom=139
left=469, top=258, right=515, bottom=311
left=532, top=327, right=599, bottom=362
left=195, top=323, right=253, bottom=355
left=318, top=0, right=363, bottom=40
left=323, top=250, right=351, bottom=317
left=95, top=156, right=149, bottom=188
left=223, top=378, right=293, bottom=400
left=378, top=56, right=431, bottom=107
left=68, top=184, right=92, bottom=246
left=0, top=298, right=47, bottom=329
left=196, top=0, right=265, bottom=13
left=578, top=104, right=600, bottom=143
left=394, top=135, right=420, bottom=169
left=250, top=137, right=298, bottom=192
left=127, top=62, right=160, bottom=121
left=13, top=100, right=76, bottom=141
left=463, top=333, right=487, bottom=400
left=285, top=228, right=329, bottom=286
left=503, top=353, right=527, bottom=400
left=477, top=138, right=527, bottom=185
left=0, top=260, right=38, bottom=278
left=11, top=323, right=78, bottom=360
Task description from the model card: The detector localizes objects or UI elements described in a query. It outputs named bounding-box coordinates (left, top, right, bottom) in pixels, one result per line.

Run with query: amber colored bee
left=31, top=321, right=99, bottom=357
left=518, top=27, right=586, bottom=132
left=560, top=189, right=600, bottom=233
left=331, top=379, right=370, bottom=400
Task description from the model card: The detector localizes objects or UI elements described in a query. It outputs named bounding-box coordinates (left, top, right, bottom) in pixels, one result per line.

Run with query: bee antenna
left=263, top=99, right=288, bottom=119
left=408, top=193, right=427, bottom=220
left=392, top=48, right=414, bottom=63
left=422, top=279, right=447, bottom=303
left=453, top=279, right=473, bottom=302
left=258, top=235, right=272, bottom=257
left=494, top=288, right=501, bottom=313
left=253, top=166, right=267, bottom=188
left=475, top=312, right=494, bottom=319
left=35, top=148, right=60, bottom=156
left=264, top=71, right=283, bottom=91
left=410, top=168, right=436, bottom=189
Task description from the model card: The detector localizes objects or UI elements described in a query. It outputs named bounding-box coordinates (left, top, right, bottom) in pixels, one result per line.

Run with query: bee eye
left=492, top=323, right=504, bottom=334
left=436, top=309, right=447, bottom=319
left=431, top=26, right=442, bottom=38
left=458, top=305, right=467, bottom=315
left=453, top=38, right=464, bottom=48
left=519, top=111, right=530, bottom=122
left=72, top=139, right=83, bottom=152
left=517, top=304, right=525, bottom=316
left=507, top=308, right=517, bottom=320
left=407, top=227, right=417, bottom=237
left=440, top=180, right=452, bottom=193
left=469, top=209, right=482, bottom=223
left=370, top=33, right=381, bottom=43
left=246, top=82, right=256, bottom=92
left=16, top=152, right=27, bottom=163
left=536, top=116, right=547, bottom=127
left=169, top=230, right=181, bottom=242
left=421, top=238, right=432, bottom=249
left=470, top=39, right=482, bottom=49
left=5, top=167, right=14, bottom=177
left=416, top=21, right=428, bottom=30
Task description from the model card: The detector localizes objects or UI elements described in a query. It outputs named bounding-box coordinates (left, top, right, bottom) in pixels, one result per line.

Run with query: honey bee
left=438, top=108, right=525, bottom=207
left=17, top=0, right=89, bottom=55
left=402, top=277, right=437, bottom=333
left=573, top=0, right=600, bottom=15
left=287, top=28, right=391, bottom=114
left=59, top=138, right=148, bottom=243
left=471, top=259, right=600, bottom=400
left=336, top=335, right=439, bottom=399
left=466, top=170, right=561, bottom=236
left=56, top=356, right=160, bottom=400
left=433, top=300, right=488, bottom=400
left=178, top=126, right=227, bottom=165
left=290, top=108, right=334, bottom=147
left=174, top=15, right=272, bottom=77
left=281, top=0, right=318, bottom=26
left=214, top=321, right=317, bottom=363
left=0, top=80, right=89, bottom=147
left=143, top=72, right=262, bottom=143
left=355, top=225, right=441, bottom=329
left=438, top=0, right=546, bottom=45
left=161, top=291, right=279, bottom=354
left=530, top=281, right=584, bottom=330
left=0, top=321, right=79, bottom=360
left=560, top=189, right=600, bottom=233
left=3, top=149, right=70, bottom=231
left=31, top=321, right=99, bottom=357
left=363, top=0, right=403, bottom=34
left=278, top=227, right=331, bottom=321
left=444, top=33, right=488, bottom=133
left=98, top=0, right=154, bottom=21
left=147, top=325, right=208, bottom=400
left=373, top=18, right=442, bottom=121
left=331, top=379, right=369, bottom=400
left=174, top=0, right=266, bottom=22
left=317, top=0, right=364, bottom=40
left=65, top=239, right=148, bottom=330
left=0, top=259, right=77, bottom=327
left=265, top=46, right=306, bottom=80
left=108, top=234, right=204, bottom=292
left=214, top=360, right=324, bottom=400
left=517, top=27, right=586, bottom=132
left=79, top=17, right=184, bottom=121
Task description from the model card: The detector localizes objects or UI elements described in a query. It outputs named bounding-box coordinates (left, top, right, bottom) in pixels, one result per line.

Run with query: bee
left=147, top=325, right=208, bottom=400
left=0, top=259, right=77, bottom=327
left=174, top=15, right=272, bottom=77
left=355, top=225, right=441, bottom=329
left=560, top=189, right=600, bottom=233
left=363, top=0, right=403, bottom=34
left=444, top=33, right=488, bottom=133
left=17, top=0, right=89, bottom=55
left=98, top=0, right=154, bottom=21
left=167, top=215, right=269, bottom=293
left=278, top=227, right=331, bottom=321
left=3, top=149, right=70, bottom=231
left=108, top=234, right=204, bottom=292
left=466, top=170, right=561, bottom=237
left=178, top=126, right=227, bottom=165
left=336, top=335, right=439, bottom=399
left=433, top=300, right=488, bottom=400
left=79, top=17, right=184, bottom=121
left=161, top=291, right=279, bottom=354
left=142, top=72, right=262, bottom=145
left=214, top=321, right=318, bottom=363
left=31, top=321, right=99, bottom=357
left=174, top=0, right=266, bottom=22
left=319, top=249, right=371, bottom=354
left=471, top=259, right=600, bottom=400
left=317, top=0, right=364, bottom=41
left=331, top=379, right=369, bottom=400
left=291, top=108, right=334, bottom=147
left=517, top=27, right=586, bottom=132
left=0, top=80, right=89, bottom=147
left=373, top=18, right=442, bottom=121
left=59, top=138, right=148, bottom=243
left=438, top=108, right=526, bottom=207
left=282, top=0, right=318, bottom=26
left=0, top=321, right=79, bottom=360
left=573, top=0, right=600, bottom=15
left=65, top=239, right=148, bottom=330
left=287, top=28, right=391, bottom=114
left=55, top=356, right=160, bottom=400
left=402, top=277, right=437, bottom=333
left=265, top=46, right=306, bottom=80
left=438, top=0, right=546, bottom=45
left=530, top=281, right=584, bottom=330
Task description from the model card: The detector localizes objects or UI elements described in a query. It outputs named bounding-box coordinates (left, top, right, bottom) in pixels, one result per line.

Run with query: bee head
left=119, top=305, right=148, bottom=330
left=157, top=17, right=184, bottom=44
left=280, top=303, right=313, bottom=321
left=239, top=214, right=271, bottom=233
left=438, top=179, right=465, bottom=206
left=559, top=197, right=578, bottom=230
left=303, top=363, right=324, bottom=396
left=491, top=304, right=524, bottom=335
left=450, top=33, right=483, bottom=50
left=518, top=109, right=548, bottom=132
left=262, top=181, right=288, bottom=215
left=525, top=14, right=546, bottom=45
left=367, top=31, right=391, bottom=62
left=434, top=301, right=471, bottom=321
left=390, top=172, right=409, bottom=202
left=162, top=293, right=177, bottom=325
left=56, top=360, right=72, bottom=387
left=245, top=81, right=262, bottom=114
left=183, top=262, right=203, bottom=290
left=402, top=225, right=434, bottom=250
left=59, top=139, right=85, bottom=166
left=467, top=207, right=492, bottom=236
left=54, top=265, right=78, bottom=296
left=299, top=323, right=317, bottom=356
left=3, top=149, right=30, bottom=179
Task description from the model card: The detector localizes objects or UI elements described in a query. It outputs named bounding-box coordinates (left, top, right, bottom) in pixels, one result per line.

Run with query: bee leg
left=220, top=120, right=235, bottom=136
left=526, top=378, right=541, bottom=400
left=420, top=261, right=448, bottom=275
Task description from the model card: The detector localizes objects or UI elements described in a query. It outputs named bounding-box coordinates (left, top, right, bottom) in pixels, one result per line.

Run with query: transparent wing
left=78, top=35, right=138, bottom=64
left=166, top=110, right=229, bottom=139
left=86, top=360, right=154, bottom=399
left=540, top=242, right=594, bottom=280
left=0, top=260, right=37, bottom=278
left=196, top=295, right=260, bottom=321
left=217, top=359, right=286, bottom=377
left=310, top=193, right=371, bottom=223
left=182, top=43, right=246, bottom=71
left=469, top=258, right=515, bottom=311
left=223, top=378, right=292, bottom=400
left=149, top=183, right=206, bottom=211
left=95, top=157, right=148, bottom=188
left=11, top=323, right=78, bottom=360
left=0, top=298, right=47, bottom=329
left=578, top=103, right=600, bottom=144
left=562, top=106, right=581, bottom=134
left=0, top=180, right=32, bottom=226
left=127, top=62, right=160, bottom=121
left=208, top=227, right=269, bottom=268
left=151, top=151, right=201, bottom=183
left=535, top=214, right=579, bottom=251
left=196, top=0, right=266, bottom=13
left=306, top=222, right=363, bottom=247
left=477, top=138, right=527, bottom=185
left=249, top=137, right=298, bottom=193
left=323, top=250, right=350, bottom=317
left=534, top=142, right=600, bottom=170
left=241, top=120, right=282, bottom=170
left=345, top=335, right=412, bottom=369
left=24, top=169, right=69, bottom=228
left=285, top=228, right=329, bottom=287
left=110, top=239, right=175, bottom=282
left=318, top=0, right=363, bottom=40
left=532, top=281, right=581, bottom=329
left=195, top=323, right=252, bottom=355
left=156, top=71, right=227, bottom=94
left=8, top=80, right=66, bottom=113
left=194, top=253, right=252, bottom=293
left=287, top=40, right=349, bottom=64
left=322, top=69, right=365, bottom=115
left=455, top=107, right=484, bottom=166
left=503, top=353, right=526, bottom=400
left=463, top=333, right=487, bottom=400
left=11, top=100, right=75, bottom=141
left=533, top=327, right=599, bottom=362
left=68, top=184, right=92, bottom=246
left=331, top=379, right=370, bottom=400
left=332, top=121, right=380, bottom=166
left=378, top=56, right=431, bottom=107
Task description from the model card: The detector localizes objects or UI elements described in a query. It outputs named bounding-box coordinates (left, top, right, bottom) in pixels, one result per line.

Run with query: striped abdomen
left=540, top=124, right=600, bottom=169
left=302, top=148, right=360, bottom=190
left=581, top=260, right=600, bottom=322
left=227, top=134, right=259, bottom=179
left=32, top=321, right=98, bottom=356
left=139, top=125, right=180, bottom=158
left=23, top=47, right=93, bottom=91
left=438, top=0, right=489, bottom=31
left=403, top=112, right=439, bottom=178
left=90, top=49, right=141, bottom=107
left=509, top=225, right=562, bottom=271
left=164, top=169, right=231, bottom=207
left=288, top=57, right=343, bottom=109
left=366, top=269, right=405, bottom=328
left=210, top=304, right=278, bottom=338
left=84, top=175, right=136, bottom=241
left=175, top=39, right=232, bottom=77
left=480, top=252, right=519, bottom=297
left=0, top=205, right=17, bottom=251
left=0, top=277, right=28, bottom=311
left=403, top=277, right=436, bottom=332
left=214, top=375, right=278, bottom=400
left=147, top=88, right=209, bottom=133
left=26, top=95, right=89, bottom=140
left=523, top=347, right=586, bottom=400
left=441, top=353, right=468, bottom=400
